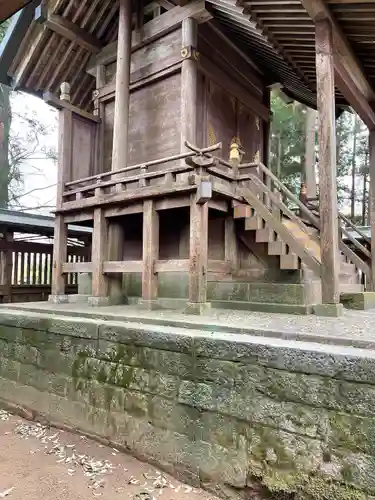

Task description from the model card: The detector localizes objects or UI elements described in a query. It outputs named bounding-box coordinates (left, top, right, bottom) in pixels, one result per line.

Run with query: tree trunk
left=0, top=84, right=11, bottom=208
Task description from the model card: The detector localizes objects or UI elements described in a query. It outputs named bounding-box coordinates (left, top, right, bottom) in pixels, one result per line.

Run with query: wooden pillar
left=142, top=200, right=159, bottom=305
left=108, top=0, right=132, bottom=301
left=51, top=215, right=67, bottom=297
left=225, top=216, right=238, bottom=273
left=188, top=195, right=209, bottom=313
left=262, top=88, right=271, bottom=167
left=1, top=230, right=13, bottom=303
left=315, top=19, right=341, bottom=305
left=50, top=83, right=72, bottom=302
left=91, top=208, right=109, bottom=299
left=369, top=130, right=375, bottom=290
left=181, top=17, right=198, bottom=151
left=111, top=0, right=132, bottom=171
left=304, top=107, right=318, bottom=199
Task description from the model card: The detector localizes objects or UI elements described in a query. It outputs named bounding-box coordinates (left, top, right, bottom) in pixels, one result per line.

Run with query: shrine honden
left=1, top=0, right=375, bottom=316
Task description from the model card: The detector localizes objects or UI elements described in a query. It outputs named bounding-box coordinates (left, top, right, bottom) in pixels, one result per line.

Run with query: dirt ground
left=0, top=410, right=219, bottom=500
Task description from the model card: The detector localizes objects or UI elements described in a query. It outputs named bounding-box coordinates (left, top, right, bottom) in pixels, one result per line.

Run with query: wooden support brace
left=91, top=208, right=109, bottom=297
left=142, top=200, right=159, bottom=303
left=188, top=194, right=208, bottom=305
left=51, top=215, right=67, bottom=296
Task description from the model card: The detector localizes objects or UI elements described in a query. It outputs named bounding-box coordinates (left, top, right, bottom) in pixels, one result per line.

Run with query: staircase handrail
left=338, top=213, right=371, bottom=246
left=255, top=162, right=320, bottom=230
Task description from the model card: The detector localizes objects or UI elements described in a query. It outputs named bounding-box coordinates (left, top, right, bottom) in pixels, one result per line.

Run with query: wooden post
left=181, top=17, right=198, bottom=152
left=369, top=130, right=375, bottom=291
left=1, top=230, right=13, bottom=303
left=141, top=200, right=159, bottom=306
left=315, top=19, right=341, bottom=306
left=305, top=106, right=318, bottom=199
left=91, top=208, right=109, bottom=301
left=50, top=82, right=72, bottom=303
left=111, top=0, right=132, bottom=171
left=187, top=195, right=209, bottom=313
left=107, top=0, right=132, bottom=301
left=51, top=215, right=67, bottom=299
left=225, top=216, right=238, bottom=273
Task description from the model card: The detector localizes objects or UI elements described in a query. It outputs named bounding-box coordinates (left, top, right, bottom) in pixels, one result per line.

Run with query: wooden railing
left=242, top=161, right=371, bottom=284
left=62, top=142, right=223, bottom=204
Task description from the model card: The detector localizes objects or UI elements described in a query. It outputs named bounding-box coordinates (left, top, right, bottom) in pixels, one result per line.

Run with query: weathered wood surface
left=103, top=73, right=181, bottom=171
left=71, top=115, right=97, bottom=182
left=105, top=29, right=181, bottom=85
left=142, top=200, right=159, bottom=301
left=56, top=108, right=73, bottom=208
left=370, top=130, right=375, bottom=291
left=87, top=0, right=212, bottom=73
left=111, top=0, right=132, bottom=173
left=189, top=195, right=208, bottom=303
left=51, top=215, right=67, bottom=295
left=315, top=19, right=340, bottom=304
left=91, top=208, right=108, bottom=297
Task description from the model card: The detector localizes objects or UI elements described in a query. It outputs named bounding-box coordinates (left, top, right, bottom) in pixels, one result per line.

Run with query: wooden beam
left=103, top=261, right=143, bottom=273
left=37, top=12, right=102, bottom=53
left=315, top=19, right=341, bottom=304
left=91, top=208, right=109, bottom=297
left=62, top=262, right=93, bottom=273
left=369, top=130, right=375, bottom=291
left=87, top=1, right=212, bottom=74
left=301, top=0, right=375, bottom=102
left=334, top=60, right=375, bottom=130
left=189, top=195, right=208, bottom=304
left=43, top=92, right=100, bottom=123
left=154, top=259, right=189, bottom=273
left=142, top=200, right=159, bottom=303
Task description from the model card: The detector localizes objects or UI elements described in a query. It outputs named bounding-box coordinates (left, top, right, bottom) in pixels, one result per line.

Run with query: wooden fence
left=0, top=239, right=89, bottom=303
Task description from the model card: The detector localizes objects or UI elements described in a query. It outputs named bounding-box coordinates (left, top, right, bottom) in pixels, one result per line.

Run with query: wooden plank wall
left=71, top=114, right=97, bottom=182
left=102, top=29, right=183, bottom=173
left=197, top=24, right=266, bottom=163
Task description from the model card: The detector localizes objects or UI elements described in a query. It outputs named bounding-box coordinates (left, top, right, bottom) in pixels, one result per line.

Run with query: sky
left=9, top=91, right=57, bottom=215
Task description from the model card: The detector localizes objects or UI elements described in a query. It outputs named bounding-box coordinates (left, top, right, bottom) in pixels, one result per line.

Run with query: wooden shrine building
left=2, top=0, right=375, bottom=315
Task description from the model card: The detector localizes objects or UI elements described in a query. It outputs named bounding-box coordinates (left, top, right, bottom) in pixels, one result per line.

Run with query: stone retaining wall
left=0, top=309, right=374, bottom=499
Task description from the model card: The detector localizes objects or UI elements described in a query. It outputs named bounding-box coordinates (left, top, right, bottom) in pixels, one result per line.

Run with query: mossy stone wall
left=0, top=309, right=373, bottom=499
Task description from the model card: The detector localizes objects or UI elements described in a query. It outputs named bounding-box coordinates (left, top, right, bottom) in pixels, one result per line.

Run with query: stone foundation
left=0, top=308, right=374, bottom=499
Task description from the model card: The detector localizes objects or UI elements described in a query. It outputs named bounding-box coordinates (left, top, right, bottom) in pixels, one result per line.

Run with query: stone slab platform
left=2, top=300, right=375, bottom=350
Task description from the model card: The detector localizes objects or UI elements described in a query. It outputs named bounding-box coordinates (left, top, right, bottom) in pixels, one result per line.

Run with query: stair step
left=256, top=228, right=275, bottom=243
left=280, top=254, right=300, bottom=270
left=245, top=215, right=263, bottom=230
left=268, top=241, right=286, bottom=255
left=234, top=204, right=252, bottom=219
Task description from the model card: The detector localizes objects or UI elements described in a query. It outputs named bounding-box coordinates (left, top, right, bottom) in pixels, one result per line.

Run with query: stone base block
left=313, top=303, right=344, bottom=317
left=67, top=294, right=90, bottom=304
left=87, top=295, right=128, bottom=307
left=340, top=292, right=375, bottom=311
left=48, top=294, right=69, bottom=304
left=137, top=299, right=161, bottom=311
left=185, top=302, right=211, bottom=315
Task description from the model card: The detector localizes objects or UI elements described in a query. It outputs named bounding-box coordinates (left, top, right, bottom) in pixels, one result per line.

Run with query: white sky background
left=9, top=91, right=57, bottom=215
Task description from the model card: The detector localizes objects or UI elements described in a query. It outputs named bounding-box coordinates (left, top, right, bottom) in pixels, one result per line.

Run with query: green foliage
left=270, top=91, right=369, bottom=221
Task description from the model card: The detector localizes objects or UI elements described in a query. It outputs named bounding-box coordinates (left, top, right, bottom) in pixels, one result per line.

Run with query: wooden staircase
left=233, top=162, right=371, bottom=293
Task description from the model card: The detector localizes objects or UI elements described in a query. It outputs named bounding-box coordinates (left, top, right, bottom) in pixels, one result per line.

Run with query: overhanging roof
left=1, top=0, right=375, bottom=117
left=0, top=0, right=34, bottom=22
left=0, top=208, right=92, bottom=238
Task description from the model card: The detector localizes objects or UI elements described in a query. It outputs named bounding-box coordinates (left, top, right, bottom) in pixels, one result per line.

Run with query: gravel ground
left=0, top=410, right=218, bottom=500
